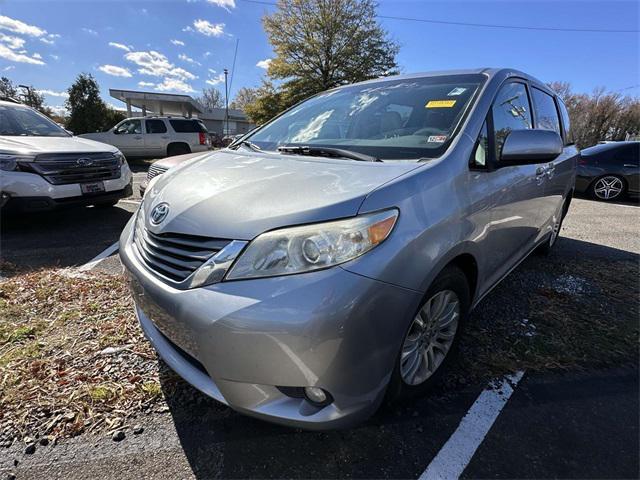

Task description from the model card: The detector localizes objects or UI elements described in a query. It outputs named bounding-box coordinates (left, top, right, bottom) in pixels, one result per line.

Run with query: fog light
left=304, top=386, right=330, bottom=406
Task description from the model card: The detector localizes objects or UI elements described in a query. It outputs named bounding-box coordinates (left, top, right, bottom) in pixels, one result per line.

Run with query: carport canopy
left=110, top=89, right=204, bottom=118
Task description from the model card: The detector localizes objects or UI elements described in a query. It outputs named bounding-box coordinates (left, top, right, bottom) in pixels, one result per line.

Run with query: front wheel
left=386, top=266, right=470, bottom=402
left=591, top=175, right=626, bottom=201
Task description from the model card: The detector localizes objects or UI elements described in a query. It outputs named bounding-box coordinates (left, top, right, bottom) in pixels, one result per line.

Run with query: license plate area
left=81, top=181, right=105, bottom=195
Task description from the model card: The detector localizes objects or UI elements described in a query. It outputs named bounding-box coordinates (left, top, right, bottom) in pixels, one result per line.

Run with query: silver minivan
left=120, top=68, right=577, bottom=429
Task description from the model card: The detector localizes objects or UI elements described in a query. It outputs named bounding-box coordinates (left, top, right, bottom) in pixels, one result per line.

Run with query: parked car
left=80, top=116, right=211, bottom=158
left=0, top=99, right=132, bottom=212
left=139, top=151, right=205, bottom=196
left=120, top=68, right=577, bottom=429
left=575, top=141, right=639, bottom=201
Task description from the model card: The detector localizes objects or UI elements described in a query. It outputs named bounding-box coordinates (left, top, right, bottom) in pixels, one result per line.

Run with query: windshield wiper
left=277, top=145, right=381, bottom=162
left=234, top=140, right=262, bottom=152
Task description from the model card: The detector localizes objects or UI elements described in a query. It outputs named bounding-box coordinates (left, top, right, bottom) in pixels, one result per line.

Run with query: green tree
left=0, top=77, right=18, bottom=100
left=65, top=73, right=113, bottom=134
left=230, top=87, right=259, bottom=112
left=246, top=0, right=399, bottom=124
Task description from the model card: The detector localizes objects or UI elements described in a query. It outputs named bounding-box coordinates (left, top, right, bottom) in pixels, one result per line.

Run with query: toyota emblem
left=150, top=203, right=170, bottom=225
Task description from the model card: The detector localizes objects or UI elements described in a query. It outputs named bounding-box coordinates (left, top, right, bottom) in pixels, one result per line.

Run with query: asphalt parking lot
left=1, top=184, right=639, bottom=479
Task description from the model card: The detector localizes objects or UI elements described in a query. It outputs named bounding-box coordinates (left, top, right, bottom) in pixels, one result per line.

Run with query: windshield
left=245, top=74, right=485, bottom=160
left=0, top=104, right=69, bottom=137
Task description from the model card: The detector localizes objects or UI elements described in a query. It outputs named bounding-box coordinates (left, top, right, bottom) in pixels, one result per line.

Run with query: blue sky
left=1, top=0, right=638, bottom=115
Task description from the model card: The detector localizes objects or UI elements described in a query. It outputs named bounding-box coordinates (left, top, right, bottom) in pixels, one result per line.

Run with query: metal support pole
left=224, top=68, right=229, bottom=136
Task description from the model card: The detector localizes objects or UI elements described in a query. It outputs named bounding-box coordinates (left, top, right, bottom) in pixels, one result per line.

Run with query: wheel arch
left=166, top=142, right=191, bottom=156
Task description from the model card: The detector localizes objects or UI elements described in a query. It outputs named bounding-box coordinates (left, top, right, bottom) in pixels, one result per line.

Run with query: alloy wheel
left=594, top=176, right=623, bottom=200
left=400, top=290, right=460, bottom=386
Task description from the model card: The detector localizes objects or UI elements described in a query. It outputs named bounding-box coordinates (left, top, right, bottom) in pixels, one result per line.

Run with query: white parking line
left=420, top=371, right=525, bottom=480
left=77, top=241, right=119, bottom=272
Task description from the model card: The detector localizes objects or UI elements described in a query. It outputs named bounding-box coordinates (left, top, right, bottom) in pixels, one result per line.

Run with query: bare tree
left=197, top=87, right=224, bottom=110
left=548, top=82, right=640, bottom=148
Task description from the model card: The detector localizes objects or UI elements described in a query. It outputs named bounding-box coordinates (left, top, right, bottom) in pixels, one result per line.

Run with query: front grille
left=133, top=220, right=230, bottom=283
left=147, top=164, right=169, bottom=182
left=28, top=152, right=121, bottom=185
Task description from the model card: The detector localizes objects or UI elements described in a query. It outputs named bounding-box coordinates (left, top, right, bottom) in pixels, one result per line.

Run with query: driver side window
left=115, top=119, right=142, bottom=135
left=492, top=82, right=532, bottom=159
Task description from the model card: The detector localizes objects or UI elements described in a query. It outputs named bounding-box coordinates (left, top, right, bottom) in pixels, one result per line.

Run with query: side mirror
left=500, top=129, right=562, bottom=166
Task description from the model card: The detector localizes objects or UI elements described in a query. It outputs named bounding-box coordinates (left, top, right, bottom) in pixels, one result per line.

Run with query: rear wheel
left=590, top=175, right=626, bottom=201
left=538, top=196, right=569, bottom=255
left=386, top=266, right=470, bottom=402
left=167, top=143, right=191, bottom=157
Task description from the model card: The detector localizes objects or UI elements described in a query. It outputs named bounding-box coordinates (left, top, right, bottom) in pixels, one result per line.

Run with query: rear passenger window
left=146, top=119, right=167, bottom=134
left=532, top=88, right=561, bottom=134
left=557, top=99, right=574, bottom=145
left=492, top=82, right=532, bottom=158
left=169, top=119, right=207, bottom=133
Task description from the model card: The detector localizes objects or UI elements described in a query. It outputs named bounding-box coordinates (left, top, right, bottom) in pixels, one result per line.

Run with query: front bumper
left=1, top=164, right=133, bottom=212
left=120, top=217, right=422, bottom=429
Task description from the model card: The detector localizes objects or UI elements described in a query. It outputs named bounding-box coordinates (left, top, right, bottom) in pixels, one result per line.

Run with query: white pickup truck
left=81, top=116, right=212, bottom=158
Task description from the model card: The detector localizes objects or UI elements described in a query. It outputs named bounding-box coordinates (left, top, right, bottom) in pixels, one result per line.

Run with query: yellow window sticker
left=426, top=100, right=456, bottom=108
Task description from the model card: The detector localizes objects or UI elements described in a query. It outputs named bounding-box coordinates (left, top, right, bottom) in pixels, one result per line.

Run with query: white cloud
left=49, top=105, right=68, bottom=116
left=3, top=65, right=15, bottom=71
left=125, top=50, right=196, bottom=81
left=98, top=64, right=133, bottom=77
left=40, top=37, right=54, bottom=45
left=191, top=19, right=225, bottom=37
left=50, top=54, right=59, bottom=60
left=108, top=42, right=131, bottom=52
left=0, top=33, right=25, bottom=50
left=206, top=73, right=225, bottom=86
left=36, top=89, right=69, bottom=98
left=32, top=52, right=42, bottom=59
left=0, top=44, right=45, bottom=65
left=256, top=58, right=271, bottom=69
left=207, top=0, right=236, bottom=10
left=82, top=28, right=98, bottom=35
left=171, top=39, right=185, bottom=46
left=0, top=15, right=46, bottom=37
left=178, top=53, right=201, bottom=66
left=155, top=78, right=195, bottom=93
left=138, top=81, right=155, bottom=87
left=204, top=51, right=212, bottom=57
left=40, top=33, right=60, bottom=45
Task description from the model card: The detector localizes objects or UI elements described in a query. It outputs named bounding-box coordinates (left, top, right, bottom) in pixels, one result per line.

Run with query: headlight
left=0, top=154, right=33, bottom=171
left=225, top=209, right=398, bottom=281
left=115, top=151, right=127, bottom=166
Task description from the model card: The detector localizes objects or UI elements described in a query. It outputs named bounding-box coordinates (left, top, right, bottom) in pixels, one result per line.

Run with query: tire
left=386, top=266, right=470, bottom=402
left=166, top=143, right=191, bottom=157
left=590, top=175, right=626, bottom=201
left=93, top=199, right=119, bottom=208
left=537, top=197, right=569, bottom=255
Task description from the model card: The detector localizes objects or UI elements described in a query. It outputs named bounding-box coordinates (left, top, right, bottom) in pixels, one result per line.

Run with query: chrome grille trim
left=30, top=152, right=121, bottom=185
left=147, top=164, right=169, bottom=182
left=133, top=220, right=232, bottom=285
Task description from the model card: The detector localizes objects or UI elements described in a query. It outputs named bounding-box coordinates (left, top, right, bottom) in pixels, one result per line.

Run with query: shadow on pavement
left=158, top=236, right=638, bottom=479
left=0, top=205, right=134, bottom=274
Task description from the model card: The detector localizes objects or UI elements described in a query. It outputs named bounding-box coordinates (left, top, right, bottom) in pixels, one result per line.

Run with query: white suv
left=0, top=100, right=132, bottom=213
left=81, top=116, right=212, bottom=158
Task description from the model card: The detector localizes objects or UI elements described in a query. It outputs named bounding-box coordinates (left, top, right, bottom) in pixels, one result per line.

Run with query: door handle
left=161, top=135, right=169, bottom=139
left=546, top=162, right=555, bottom=178
left=623, top=164, right=637, bottom=168
left=535, top=166, right=546, bottom=185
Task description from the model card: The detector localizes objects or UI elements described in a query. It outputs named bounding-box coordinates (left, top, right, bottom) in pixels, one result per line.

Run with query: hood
left=143, top=150, right=420, bottom=240
left=155, top=151, right=206, bottom=169
left=0, top=135, right=119, bottom=155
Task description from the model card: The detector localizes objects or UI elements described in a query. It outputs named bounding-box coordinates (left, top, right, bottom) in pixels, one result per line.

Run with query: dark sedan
left=576, top=141, right=639, bottom=201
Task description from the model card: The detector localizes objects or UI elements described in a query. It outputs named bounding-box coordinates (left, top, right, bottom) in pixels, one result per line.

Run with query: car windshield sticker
left=426, top=100, right=457, bottom=108
left=427, top=135, right=448, bottom=143
left=447, top=87, right=467, bottom=96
